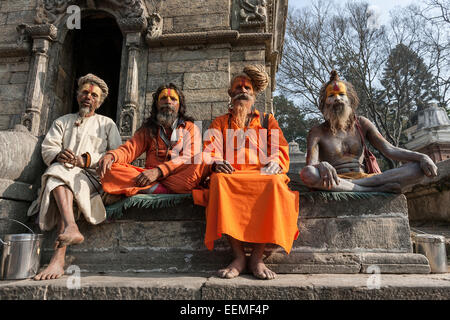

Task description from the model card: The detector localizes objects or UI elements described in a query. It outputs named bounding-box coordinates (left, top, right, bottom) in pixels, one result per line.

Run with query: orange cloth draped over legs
left=102, top=161, right=208, bottom=196
left=102, top=120, right=207, bottom=196
left=192, top=110, right=300, bottom=254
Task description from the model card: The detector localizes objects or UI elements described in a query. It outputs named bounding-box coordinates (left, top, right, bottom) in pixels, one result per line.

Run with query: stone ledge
left=0, top=273, right=449, bottom=300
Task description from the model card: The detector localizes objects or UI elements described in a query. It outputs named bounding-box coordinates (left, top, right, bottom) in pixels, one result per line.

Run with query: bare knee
left=300, top=165, right=320, bottom=187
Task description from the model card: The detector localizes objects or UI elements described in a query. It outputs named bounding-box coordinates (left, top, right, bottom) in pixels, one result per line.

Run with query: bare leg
left=53, top=185, right=84, bottom=248
left=350, top=162, right=425, bottom=190
left=300, top=166, right=401, bottom=193
left=248, top=243, right=276, bottom=280
left=34, top=219, right=66, bottom=281
left=218, top=236, right=247, bottom=279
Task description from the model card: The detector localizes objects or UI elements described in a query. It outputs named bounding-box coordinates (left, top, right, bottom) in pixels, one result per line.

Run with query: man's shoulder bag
left=355, top=117, right=382, bottom=174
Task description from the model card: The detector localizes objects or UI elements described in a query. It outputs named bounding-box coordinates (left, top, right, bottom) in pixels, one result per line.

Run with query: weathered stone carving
left=117, top=17, right=148, bottom=33
left=19, top=24, right=57, bottom=136
left=147, top=13, right=163, bottom=39
left=118, top=107, right=136, bottom=136
left=34, top=0, right=147, bottom=25
left=240, top=0, right=267, bottom=27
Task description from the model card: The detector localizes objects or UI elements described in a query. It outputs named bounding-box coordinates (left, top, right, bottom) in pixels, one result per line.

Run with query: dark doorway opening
left=71, top=13, right=123, bottom=122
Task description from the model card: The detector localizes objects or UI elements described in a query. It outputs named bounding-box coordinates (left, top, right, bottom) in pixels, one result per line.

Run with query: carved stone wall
left=0, top=0, right=287, bottom=135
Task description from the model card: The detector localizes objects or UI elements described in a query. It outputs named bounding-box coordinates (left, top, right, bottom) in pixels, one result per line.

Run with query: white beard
left=323, top=103, right=353, bottom=134
left=79, top=106, right=90, bottom=117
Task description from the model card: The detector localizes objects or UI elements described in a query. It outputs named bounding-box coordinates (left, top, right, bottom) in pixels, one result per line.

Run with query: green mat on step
left=105, top=191, right=394, bottom=219
left=105, top=193, right=193, bottom=219
left=298, top=191, right=394, bottom=202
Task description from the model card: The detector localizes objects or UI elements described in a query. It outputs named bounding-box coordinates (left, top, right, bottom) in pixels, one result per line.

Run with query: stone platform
left=0, top=272, right=449, bottom=300
left=38, top=190, right=430, bottom=275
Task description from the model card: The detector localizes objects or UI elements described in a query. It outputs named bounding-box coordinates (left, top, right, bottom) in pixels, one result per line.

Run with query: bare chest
left=319, top=131, right=363, bottom=160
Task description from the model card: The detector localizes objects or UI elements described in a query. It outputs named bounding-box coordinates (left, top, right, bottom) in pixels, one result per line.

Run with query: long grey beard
left=323, top=103, right=353, bottom=134
left=231, top=103, right=248, bottom=128
left=79, top=106, right=90, bottom=117
left=157, top=109, right=178, bottom=128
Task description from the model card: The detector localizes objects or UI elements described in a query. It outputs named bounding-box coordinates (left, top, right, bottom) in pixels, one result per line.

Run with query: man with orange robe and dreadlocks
left=98, top=83, right=208, bottom=196
left=193, top=65, right=299, bottom=280
left=300, top=70, right=438, bottom=192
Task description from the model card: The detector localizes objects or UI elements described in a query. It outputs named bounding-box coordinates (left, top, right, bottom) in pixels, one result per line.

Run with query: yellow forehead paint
left=158, top=88, right=179, bottom=103
left=231, top=76, right=254, bottom=93
left=326, top=81, right=347, bottom=97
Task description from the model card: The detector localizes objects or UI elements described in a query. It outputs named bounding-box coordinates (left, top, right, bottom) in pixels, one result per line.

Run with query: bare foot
left=34, top=248, right=65, bottom=281
left=218, top=255, right=246, bottom=279
left=56, top=224, right=84, bottom=248
left=248, top=257, right=276, bottom=280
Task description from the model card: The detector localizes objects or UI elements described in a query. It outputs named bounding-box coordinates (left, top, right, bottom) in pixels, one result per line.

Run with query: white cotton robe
left=27, top=113, right=122, bottom=231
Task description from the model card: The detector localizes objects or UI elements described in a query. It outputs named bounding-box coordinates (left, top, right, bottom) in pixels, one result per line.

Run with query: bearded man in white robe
left=28, top=74, right=122, bottom=280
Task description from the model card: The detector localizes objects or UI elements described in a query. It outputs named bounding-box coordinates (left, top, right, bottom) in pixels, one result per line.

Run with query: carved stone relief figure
left=240, top=0, right=267, bottom=24
left=147, top=13, right=163, bottom=39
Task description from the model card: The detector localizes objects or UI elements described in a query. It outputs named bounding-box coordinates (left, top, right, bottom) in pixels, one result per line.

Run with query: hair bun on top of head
left=329, top=70, right=340, bottom=82
left=243, top=64, right=269, bottom=93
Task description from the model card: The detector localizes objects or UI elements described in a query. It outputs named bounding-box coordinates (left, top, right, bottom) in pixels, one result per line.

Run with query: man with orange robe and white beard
left=193, top=65, right=299, bottom=280
left=300, top=70, right=438, bottom=192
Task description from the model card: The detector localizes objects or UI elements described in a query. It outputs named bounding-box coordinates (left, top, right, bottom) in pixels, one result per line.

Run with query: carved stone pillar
left=117, top=17, right=147, bottom=138
left=20, top=24, right=57, bottom=136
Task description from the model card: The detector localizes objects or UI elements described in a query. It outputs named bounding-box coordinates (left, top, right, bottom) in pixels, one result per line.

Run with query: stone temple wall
left=0, top=0, right=288, bottom=231
left=0, top=0, right=288, bottom=139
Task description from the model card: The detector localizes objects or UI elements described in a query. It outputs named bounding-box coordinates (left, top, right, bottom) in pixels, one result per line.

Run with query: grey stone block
left=183, top=89, right=229, bottom=103
left=171, top=14, right=229, bottom=33
left=0, top=274, right=206, bottom=300
left=299, top=193, right=408, bottom=219
left=0, top=115, right=10, bottom=129
left=185, top=102, right=212, bottom=121
left=0, top=179, right=35, bottom=201
left=146, top=73, right=183, bottom=91
left=161, top=48, right=229, bottom=62
left=160, top=0, right=230, bottom=17
left=0, top=84, right=26, bottom=101
left=0, top=198, right=32, bottom=235
left=183, top=72, right=229, bottom=90
left=295, top=216, right=413, bottom=252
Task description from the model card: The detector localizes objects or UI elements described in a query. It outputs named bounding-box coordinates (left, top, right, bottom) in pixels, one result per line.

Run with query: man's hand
left=419, top=155, right=438, bottom=177
left=261, top=161, right=282, bottom=175
left=135, top=168, right=162, bottom=187
left=317, top=161, right=340, bottom=189
left=57, top=148, right=76, bottom=164
left=213, top=160, right=235, bottom=174
left=97, top=153, right=115, bottom=179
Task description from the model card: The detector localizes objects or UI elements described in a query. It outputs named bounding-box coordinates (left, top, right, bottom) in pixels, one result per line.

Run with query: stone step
left=36, top=193, right=429, bottom=274
left=0, top=272, right=449, bottom=300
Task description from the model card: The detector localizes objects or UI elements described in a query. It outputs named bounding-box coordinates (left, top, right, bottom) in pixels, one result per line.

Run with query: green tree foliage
left=273, top=95, right=319, bottom=151
left=378, top=43, right=440, bottom=142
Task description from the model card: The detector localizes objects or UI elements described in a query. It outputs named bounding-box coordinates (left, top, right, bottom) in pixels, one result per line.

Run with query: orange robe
left=102, top=120, right=207, bottom=196
left=193, top=110, right=300, bottom=254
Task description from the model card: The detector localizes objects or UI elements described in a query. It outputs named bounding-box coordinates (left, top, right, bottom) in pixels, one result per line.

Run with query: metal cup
left=415, top=234, right=448, bottom=273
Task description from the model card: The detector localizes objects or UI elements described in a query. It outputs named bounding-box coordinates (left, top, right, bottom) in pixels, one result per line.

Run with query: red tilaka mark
left=333, top=82, right=339, bottom=91
left=88, top=84, right=94, bottom=93
left=167, top=88, right=171, bottom=97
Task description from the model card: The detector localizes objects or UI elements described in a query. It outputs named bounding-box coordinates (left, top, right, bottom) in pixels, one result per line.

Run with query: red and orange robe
left=102, top=119, right=207, bottom=196
left=193, top=110, right=300, bottom=254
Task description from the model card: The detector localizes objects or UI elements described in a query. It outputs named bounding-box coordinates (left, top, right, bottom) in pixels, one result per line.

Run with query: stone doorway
left=69, top=13, right=123, bottom=122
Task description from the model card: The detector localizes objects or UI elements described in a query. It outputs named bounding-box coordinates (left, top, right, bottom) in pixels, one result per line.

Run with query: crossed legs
left=218, top=236, right=276, bottom=280
left=34, top=185, right=84, bottom=280
left=300, top=162, right=426, bottom=193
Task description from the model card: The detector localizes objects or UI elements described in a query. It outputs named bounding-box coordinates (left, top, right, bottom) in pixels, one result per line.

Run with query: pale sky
left=289, top=0, right=415, bottom=24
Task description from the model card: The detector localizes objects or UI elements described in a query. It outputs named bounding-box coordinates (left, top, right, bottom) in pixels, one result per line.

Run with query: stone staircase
left=37, top=175, right=430, bottom=275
